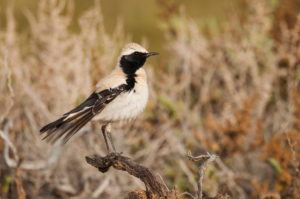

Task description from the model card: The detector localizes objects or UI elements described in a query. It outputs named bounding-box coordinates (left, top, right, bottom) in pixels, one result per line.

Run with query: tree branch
left=85, top=152, right=227, bottom=199
left=85, top=153, right=178, bottom=199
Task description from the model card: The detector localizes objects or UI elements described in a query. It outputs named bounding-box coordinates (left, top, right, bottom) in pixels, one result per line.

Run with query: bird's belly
left=93, top=87, right=148, bottom=122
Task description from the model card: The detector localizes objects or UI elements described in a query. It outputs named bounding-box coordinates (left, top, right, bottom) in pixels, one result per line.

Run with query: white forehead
left=120, top=43, right=148, bottom=56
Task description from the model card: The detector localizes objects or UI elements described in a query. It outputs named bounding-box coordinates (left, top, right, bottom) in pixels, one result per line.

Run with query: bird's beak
left=146, top=52, right=159, bottom=57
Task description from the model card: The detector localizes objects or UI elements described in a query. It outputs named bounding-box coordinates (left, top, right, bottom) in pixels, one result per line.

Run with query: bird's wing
left=40, top=84, right=128, bottom=144
left=95, top=67, right=127, bottom=92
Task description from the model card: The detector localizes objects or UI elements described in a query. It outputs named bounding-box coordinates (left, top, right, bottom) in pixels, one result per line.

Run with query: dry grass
left=1, top=0, right=300, bottom=198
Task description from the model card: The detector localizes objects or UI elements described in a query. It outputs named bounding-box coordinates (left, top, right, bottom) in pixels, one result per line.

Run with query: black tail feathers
left=40, top=109, right=94, bottom=144
left=39, top=86, right=127, bottom=144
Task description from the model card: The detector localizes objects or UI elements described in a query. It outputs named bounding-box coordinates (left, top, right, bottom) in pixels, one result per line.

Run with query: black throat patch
left=120, top=52, right=147, bottom=90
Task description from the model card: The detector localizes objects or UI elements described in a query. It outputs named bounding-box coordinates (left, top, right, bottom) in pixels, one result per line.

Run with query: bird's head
left=119, top=43, right=159, bottom=74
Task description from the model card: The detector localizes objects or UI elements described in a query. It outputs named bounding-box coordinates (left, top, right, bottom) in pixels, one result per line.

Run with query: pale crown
left=120, top=43, right=148, bottom=56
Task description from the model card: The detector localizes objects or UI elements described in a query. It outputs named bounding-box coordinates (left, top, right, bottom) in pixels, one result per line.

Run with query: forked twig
left=187, top=151, right=218, bottom=199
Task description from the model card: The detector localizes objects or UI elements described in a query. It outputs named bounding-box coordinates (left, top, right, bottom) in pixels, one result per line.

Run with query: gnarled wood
left=85, top=153, right=178, bottom=199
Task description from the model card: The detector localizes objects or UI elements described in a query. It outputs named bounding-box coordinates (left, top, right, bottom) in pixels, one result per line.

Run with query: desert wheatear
left=40, top=43, right=159, bottom=152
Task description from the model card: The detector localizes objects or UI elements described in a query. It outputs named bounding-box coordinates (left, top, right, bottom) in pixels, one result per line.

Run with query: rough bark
left=85, top=153, right=178, bottom=199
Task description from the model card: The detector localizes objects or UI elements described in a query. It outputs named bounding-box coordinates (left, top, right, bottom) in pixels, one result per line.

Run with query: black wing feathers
left=40, top=84, right=128, bottom=144
left=64, top=92, right=99, bottom=115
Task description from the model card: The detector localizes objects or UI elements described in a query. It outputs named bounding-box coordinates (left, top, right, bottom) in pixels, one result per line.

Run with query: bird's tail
left=40, top=86, right=125, bottom=144
left=40, top=108, right=94, bottom=144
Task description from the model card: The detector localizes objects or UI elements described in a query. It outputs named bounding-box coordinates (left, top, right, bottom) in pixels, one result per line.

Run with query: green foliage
left=3, top=176, right=12, bottom=193
left=268, top=158, right=283, bottom=175
left=157, top=94, right=178, bottom=120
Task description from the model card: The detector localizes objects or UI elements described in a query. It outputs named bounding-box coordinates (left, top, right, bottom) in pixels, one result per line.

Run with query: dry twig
left=0, top=117, right=61, bottom=169
left=15, top=160, right=26, bottom=199
left=86, top=153, right=178, bottom=199
left=187, top=152, right=218, bottom=199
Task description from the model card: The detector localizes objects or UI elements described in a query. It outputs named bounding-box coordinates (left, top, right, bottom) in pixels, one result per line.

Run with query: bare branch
left=86, top=153, right=178, bottom=199
left=0, top=118, right=19, bottom=167
left=0, top=117, right=61, bottom=170
left=15, top=160, right=26, bottom=199
left=187, top=152, right=218, bottom=199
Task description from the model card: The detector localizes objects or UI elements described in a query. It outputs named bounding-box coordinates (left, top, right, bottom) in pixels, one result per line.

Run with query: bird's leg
left=101, top=125, right=110, bottom=153
left=106, top=124, right=117, bottom=153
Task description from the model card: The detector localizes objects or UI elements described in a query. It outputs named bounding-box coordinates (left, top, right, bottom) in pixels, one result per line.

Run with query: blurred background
left=0, top=0, right=239, bottom=53
left=0, top=0, right=300, bottom=198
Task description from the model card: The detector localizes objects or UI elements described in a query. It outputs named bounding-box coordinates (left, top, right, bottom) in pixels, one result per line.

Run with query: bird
left=40, top=43, right=159, bottom=152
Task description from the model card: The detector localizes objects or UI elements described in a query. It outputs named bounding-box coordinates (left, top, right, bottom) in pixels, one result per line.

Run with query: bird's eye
left=134, top=52, right=139, bottom=55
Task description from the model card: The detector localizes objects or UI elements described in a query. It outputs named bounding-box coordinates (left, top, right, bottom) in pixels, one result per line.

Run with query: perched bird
left=40, top=43, right=159, bottom=152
